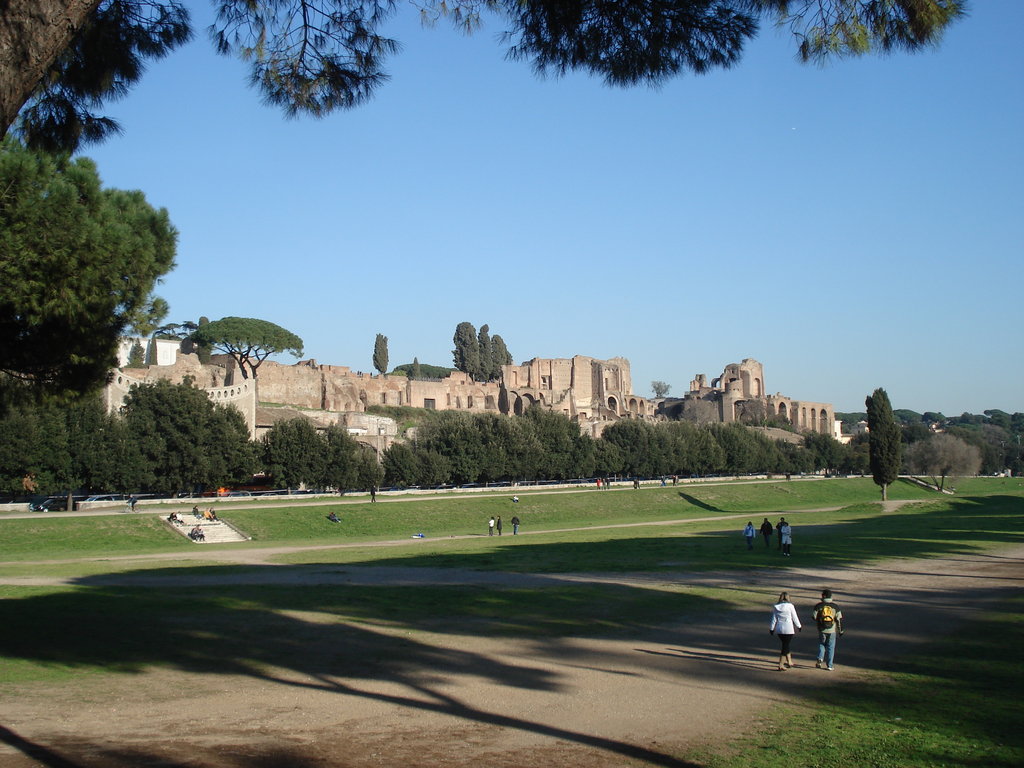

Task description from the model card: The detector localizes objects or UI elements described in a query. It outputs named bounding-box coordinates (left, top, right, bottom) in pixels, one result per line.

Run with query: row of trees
left=380, top=408, right=876, bottom=488
left=842, top=399, right=1023, bottom=479
left=0, top=381, right=380, bottom=499
left=452, top=322, right=512, bottom=382
left=0, top=382, right=254, bottom=499
left=1, top=379, right=994, bottom=500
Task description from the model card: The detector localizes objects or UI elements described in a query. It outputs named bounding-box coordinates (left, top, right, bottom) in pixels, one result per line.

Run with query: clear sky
left=82, top=1, right=1023, bottom=417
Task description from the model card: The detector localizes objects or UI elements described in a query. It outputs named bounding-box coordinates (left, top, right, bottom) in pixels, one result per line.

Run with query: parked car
left=29, top=496, right=85, bottom=511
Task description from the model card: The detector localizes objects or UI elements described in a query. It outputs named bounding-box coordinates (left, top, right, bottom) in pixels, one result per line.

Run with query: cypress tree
left=477, top=325, right=493, bottom=382
left=373, top=333, right=389, bottom=375
left=127, top=340, right=145, bottom=368
left=452, top=322, right=480, bottom=381
left=866, top=387, right=901, bottom=500
left=491, top=334, right=512, bottom=380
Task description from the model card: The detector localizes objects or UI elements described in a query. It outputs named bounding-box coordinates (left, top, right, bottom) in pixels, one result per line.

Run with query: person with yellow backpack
left=813, top=589, right=844, bottom=671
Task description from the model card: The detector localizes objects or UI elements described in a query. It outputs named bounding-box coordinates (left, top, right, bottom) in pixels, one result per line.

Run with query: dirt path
left=2, top=534, right=1022, bottom=768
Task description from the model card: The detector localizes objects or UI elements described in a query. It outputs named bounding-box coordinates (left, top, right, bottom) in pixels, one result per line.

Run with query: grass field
left=1, top=476, right=1022, bottom=766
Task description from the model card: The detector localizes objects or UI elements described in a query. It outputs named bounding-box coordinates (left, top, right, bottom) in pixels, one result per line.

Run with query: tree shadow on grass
left=0, top=576, right=716, bottom=768
left=677, top=492, right=722, bottom=512
left=339, top=494, right=1024, bottom=574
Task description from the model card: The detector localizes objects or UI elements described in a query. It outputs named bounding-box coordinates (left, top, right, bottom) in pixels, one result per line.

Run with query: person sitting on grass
left=326, top=512, right=341, bottom=523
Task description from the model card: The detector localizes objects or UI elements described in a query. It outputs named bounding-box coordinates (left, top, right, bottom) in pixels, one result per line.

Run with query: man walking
left=511, top=515, right=520, bottom=535
left=759, top=518, right=773, bottom=547
left=488, top=516, right=495, bottom=536
left=813, top=589, right=844, bottom=671
left=743, top=521, right=755, bottom=550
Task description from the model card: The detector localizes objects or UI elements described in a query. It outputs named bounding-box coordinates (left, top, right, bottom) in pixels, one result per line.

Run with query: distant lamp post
left=377, top=424, right=386, bottom=460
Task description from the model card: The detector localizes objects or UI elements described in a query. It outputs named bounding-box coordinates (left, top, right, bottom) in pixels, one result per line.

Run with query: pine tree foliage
left=191, top=316, right=303, bottom=379
left=0, top=138, right=176, bottom=411
left=2, top=1, right=968, bottom=151
left=5, top=0, right=193, bottom=151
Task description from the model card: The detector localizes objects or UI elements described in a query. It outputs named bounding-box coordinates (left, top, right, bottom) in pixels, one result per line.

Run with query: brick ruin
left=655, top=358, right=835, bottom=434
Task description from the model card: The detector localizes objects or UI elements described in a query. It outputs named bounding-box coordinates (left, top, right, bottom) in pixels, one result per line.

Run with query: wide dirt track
left=2, top=514, right=1022, bottom=767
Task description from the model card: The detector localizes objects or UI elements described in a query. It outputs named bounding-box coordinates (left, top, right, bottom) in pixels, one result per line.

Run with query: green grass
left=696, top=597, right=1024, bottom=768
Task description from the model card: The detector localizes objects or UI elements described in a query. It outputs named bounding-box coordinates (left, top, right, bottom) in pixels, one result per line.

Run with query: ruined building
left=656, top=358, right=835, bottom=434
left=107, top=343, right=651, bottom=440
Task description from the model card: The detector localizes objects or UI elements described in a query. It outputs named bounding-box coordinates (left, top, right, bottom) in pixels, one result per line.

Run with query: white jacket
left=770, top=601, right=802, bottom=634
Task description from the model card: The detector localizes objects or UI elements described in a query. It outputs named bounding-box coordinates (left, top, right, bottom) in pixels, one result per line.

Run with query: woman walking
left=769, top=591, right=802, bottom=670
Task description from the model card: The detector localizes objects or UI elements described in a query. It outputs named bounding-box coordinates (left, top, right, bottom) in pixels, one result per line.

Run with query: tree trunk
left=0, top=0, right=101, bottom=137
left=881, top=483, right=888, bottom=501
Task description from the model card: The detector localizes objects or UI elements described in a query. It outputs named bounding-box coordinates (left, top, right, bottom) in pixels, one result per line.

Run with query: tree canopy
left=0, top=138, right=176, bottom=411
left=904, top=432, right=980, bottom=491
left=2, top=1, right=968, bottom=151
left=190, top=317, right=303, bottom=379
left=122, top=379, right=256, bottom=495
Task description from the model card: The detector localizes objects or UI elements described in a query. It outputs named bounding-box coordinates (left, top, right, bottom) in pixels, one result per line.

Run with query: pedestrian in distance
left=759, top=517, right=773, bottom=547
left=128, top=495, right=138, bottom=512
left=370, top=486, right=377, bottom=503
left=779, top=520, right=793, bottom=556
left=511, top=515, right=520, bottom=535
left=769, top=591, right=802, bottom=670
left=743, top=521, right=756, bottom=550
left=776, top=517, right=786, bottom=550
left=813, top=589, right=844, bottom=671
left=496, top=516, right=503, bottom=535
left=488, top=516, right=495, bottom=536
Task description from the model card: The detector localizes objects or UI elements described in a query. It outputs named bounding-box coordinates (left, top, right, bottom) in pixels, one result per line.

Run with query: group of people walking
left=488, top=515, right=522, bottom=535
left=745, top=517, right=792, bottom=555
left=769, top=589, right=845, bottom=671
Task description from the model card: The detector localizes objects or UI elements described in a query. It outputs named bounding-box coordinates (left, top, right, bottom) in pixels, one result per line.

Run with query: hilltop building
left=656, top=358, right=836, bottom=435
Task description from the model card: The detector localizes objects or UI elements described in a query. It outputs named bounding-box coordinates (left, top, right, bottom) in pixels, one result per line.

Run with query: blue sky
left=82, top=1, right=1023, bottom=417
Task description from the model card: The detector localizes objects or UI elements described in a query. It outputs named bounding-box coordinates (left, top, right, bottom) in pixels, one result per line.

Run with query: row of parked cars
left=18, top=489, right=317, bottom=511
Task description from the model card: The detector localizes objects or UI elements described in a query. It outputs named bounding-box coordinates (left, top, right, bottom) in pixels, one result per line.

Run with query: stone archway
left=607, top=396, right=618, bottom=414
